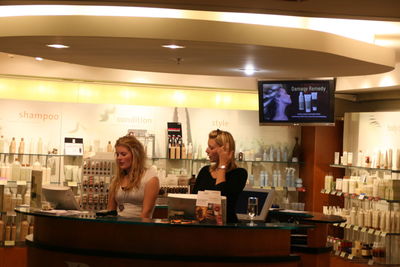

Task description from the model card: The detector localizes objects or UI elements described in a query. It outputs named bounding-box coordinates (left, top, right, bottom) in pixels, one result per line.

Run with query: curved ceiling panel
left=0, top=15, right=395, bottom=79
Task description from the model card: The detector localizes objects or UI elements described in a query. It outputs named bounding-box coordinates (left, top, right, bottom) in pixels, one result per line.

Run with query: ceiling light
left=46, top=44, right=69, bottom=49
left=241, top=65, right=258, bottom=76
left=162, top=44, right=185, bottom=49
left=35, top=57, right=43, bottom=61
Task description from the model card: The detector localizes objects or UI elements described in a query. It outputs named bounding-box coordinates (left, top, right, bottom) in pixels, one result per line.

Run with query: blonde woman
left=193, top=129, right=247, bottom=223
left=107, top=135, right=159, bottom=218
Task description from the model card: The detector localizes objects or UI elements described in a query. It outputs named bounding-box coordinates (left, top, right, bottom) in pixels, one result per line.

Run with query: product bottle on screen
left=311, top=92, right=318, bottom=111
left=298, top=92, right=305, bottom=111
left=304, top=94, right=311, bottom=112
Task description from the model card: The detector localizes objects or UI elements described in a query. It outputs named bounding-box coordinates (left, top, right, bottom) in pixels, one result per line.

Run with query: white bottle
left=37, top=137, right=43, bottom=154
left=0, top=135, right=4, bottom=153
left=299, top=92, right=305, bottom=111
left=276, top=147, right=281, bottom=161
left=282, top=146, right=288, bottom=162
left=304, top=94, right=311, bottom=113
left=263, top=150, right=268, bottom=161
left=187, top=143, right=193, bottom=159
left=272, top=170, right=278, bottom=187
left=9, top=137, right=16, bottom=153
left=269, top=146, right=274, bottom=162
left=277, top=170, right=282, bottom=187
left=3, top=188, right=12, bottom=211
left=11, top=159, right=21, bottom=181
left=24, top=188, right=31, bottom=205
left=18, top=138, right=25, bottom=154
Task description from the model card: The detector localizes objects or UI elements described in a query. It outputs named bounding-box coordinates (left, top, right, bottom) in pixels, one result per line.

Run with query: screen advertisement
left=258, top=79, right=335, bottom=125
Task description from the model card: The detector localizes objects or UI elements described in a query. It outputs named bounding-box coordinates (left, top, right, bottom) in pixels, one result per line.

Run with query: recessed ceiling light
left=240, top=65, right=259, bottom=76
left=35, top=57, right=44, bottom=61
left=46, top=44, right=70, bottom=49
left=162, top=44, right=185, bottom=49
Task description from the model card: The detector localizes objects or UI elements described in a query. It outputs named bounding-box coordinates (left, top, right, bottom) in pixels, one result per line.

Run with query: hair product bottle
left=5, top=218, right=11, bottom=241
left=9, top=137, right=16, bottom=153
left=181, top=143, right=187, bottom=159
left=18, top=138, right=25, bottom=155
left=3, top=188, right=12, bottom=212
left=106, top=141, right=113, bottom=152
left=11, top=218, right=16, bottom=241
left=11, top=159, right=21, bottom=181
left=19, top=218, right=29, bottom=242
left=0, top=135, right=4, bottom=153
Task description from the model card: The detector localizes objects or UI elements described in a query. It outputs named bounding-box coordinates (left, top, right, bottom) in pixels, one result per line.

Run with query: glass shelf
left=0, top=152, right=81, bottom=157
left=151, top=157, right=301, bottom=164
left=330, top=164, right=400, bottom=173
left=320, top=189, right=400, bottom=203
left=333, top=222, right=400, bottom=236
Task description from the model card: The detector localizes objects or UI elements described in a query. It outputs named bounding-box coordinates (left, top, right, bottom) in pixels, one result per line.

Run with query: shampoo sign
left=19, top=110, right=60, bottom=122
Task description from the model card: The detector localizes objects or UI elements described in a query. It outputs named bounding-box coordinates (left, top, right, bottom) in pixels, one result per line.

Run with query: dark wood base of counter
left=0, top=246, right=27, bottom=267
left=34, top=216, right=292, bottom=258
left=27, top=240, right=301, bottom=267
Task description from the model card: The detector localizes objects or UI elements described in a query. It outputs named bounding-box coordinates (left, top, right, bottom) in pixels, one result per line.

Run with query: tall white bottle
left=9, top=137, right=16, bottom=153
left=0, top=135, right=4, bottom=153
left=18, top=138, right=25, bottom=155
left=299, top=92, right=305, bottom=111
left=37, top=138, right=43, bottom=154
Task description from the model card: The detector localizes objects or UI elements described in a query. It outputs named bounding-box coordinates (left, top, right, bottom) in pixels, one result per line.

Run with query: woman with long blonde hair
left=192, top=129, right=247, bottom=223
left=107, top=135, right=159, bottom=218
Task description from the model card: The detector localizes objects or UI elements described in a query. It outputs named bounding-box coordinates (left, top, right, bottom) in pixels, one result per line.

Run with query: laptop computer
left=236, top=187, right=275, bottom=221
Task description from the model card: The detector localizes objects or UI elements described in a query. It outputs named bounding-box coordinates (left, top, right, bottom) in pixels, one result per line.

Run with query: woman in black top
left=192, top=129, right=247, bottom=223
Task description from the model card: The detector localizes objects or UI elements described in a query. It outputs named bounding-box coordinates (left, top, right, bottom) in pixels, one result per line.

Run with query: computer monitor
left=236, top=188, right=275, bottom=221
left=42, top=185, right=80, bottom=210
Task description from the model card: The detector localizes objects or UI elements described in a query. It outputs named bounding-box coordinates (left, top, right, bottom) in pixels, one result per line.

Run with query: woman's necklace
left=119, top=177, right=130, bottom=212
left=118, top=187, right=129, bottom=212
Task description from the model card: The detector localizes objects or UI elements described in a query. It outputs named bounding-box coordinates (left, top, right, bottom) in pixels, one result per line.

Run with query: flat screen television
left=258, top=79, right=335, bottom=125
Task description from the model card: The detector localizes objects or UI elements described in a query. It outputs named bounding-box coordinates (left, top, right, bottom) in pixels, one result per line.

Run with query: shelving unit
left=325, top=163, right=400, bottom=266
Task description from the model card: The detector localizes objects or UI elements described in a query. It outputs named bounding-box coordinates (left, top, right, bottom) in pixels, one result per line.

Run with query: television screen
left=258, top=79, right=335, bottom=125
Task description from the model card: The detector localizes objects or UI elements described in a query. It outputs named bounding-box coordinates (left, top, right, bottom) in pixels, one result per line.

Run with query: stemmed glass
left=247, top=197, right=258, bottom=226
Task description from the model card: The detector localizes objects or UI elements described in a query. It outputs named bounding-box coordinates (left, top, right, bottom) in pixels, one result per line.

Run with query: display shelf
left=0, top=152, right=81, bottom=157
left=151, top=157, right=302, bottom=164
left=330, top=164, right=400, bottom=173
left=332, top=222, right=400, bottom=237
left=332, top=254, right=400, bottom=266
left=253, top=185, right=306, bottom=192
left=320, top=190, right=400, bottom=203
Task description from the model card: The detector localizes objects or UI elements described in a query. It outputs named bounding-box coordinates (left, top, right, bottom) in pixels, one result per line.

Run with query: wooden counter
left=17, top=208, right=310, bottom=267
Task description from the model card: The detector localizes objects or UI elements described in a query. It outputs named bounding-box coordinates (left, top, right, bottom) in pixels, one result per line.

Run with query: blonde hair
left=208, top=129, right=237, bottom=172
left=109, top=135, right=147, bottom=194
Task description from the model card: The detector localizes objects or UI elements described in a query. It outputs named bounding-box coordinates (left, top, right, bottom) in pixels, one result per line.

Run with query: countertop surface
left=16, top=207, right=315, bottom=230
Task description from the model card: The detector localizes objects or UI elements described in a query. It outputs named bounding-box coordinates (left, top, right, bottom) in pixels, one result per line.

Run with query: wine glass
left=247, top=197, right=258, bottom=226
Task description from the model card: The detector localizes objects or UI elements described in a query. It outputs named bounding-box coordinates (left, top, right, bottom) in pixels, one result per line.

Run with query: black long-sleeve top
left=192, top=166, right=248, bottom=223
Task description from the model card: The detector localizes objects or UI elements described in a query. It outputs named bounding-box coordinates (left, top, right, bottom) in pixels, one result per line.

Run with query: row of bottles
left=0, top=215, right=33, bottom=244
left=167, top=135, right=194, bottom=159
left=0, top=136, right=46, bottom=156
left=2, top=187, right=30, bottom=213
left=325, top=205, right=400, bottom=233
left=335, top=149, right=400, bottom=170
left=324, top=172, right=400, bottom=201
left=248, top=168, right=302, bottom=188
left=328, top=236, right=389, bottom=264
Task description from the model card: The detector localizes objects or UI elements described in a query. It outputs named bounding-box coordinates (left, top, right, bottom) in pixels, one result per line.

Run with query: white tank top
left=115, top=167, right=158, bottom=218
